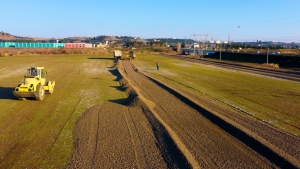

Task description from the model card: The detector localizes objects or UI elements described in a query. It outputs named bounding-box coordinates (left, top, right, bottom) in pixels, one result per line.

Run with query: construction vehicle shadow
left=0, top=87, right=17, bottom=100
left=108, top=85, right=137, bottom=106
left=107, top=67, right=132, bottom=106
left=109, top=85, right=122, bottom=90
left=108, top=69, right=122, bottom=82
left=108, top=98, right=131, bottom=105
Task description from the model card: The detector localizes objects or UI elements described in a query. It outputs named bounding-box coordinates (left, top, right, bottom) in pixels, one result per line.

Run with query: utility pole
left=191, top=33, right=211, bottom=47
left=166, top=38, right=167, bottom=47
left=184, top=35, right=186, bottom=48
left=267, top=48, right=269, bottom=64
left=228, top=32, right=231, bottom=50
left=220, top=47, right=222, bottom=60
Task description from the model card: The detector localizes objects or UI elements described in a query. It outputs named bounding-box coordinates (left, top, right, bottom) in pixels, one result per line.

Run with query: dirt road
left=69, top=60, right=300, bottom=168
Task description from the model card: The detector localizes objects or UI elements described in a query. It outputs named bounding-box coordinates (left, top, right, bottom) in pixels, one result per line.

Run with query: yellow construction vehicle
left=125, top=51, right=136, bottom=60
left=13, top=67, right=55, bottom=100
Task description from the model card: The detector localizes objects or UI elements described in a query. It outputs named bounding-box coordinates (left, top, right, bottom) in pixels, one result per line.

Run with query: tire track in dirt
left=90, top=105, right=101, bottom=168
left=121, top=60, right=296, bottom=168
left=122, top=106, right=148, bottom=168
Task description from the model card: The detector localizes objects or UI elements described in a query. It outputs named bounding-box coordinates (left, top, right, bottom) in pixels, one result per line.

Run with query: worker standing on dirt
left=156, top=62, right=160, bottom=70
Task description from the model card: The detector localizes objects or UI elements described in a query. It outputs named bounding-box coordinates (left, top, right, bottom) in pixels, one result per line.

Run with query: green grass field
left=1, top=53, right=300, bottom=168
left=133, top=54, right=300, bottom=136
left=0, top=54, right=127, bottom=168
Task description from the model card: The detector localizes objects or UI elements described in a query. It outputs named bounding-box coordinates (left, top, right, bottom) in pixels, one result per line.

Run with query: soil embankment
left=69, top=60, right=300, bottom=168
left=68, top=62, right=189, bottom=168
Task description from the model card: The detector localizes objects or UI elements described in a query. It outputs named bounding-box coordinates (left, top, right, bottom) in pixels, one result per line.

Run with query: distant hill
left=0, top=32, right=126, bottom=43
left=0, top=32, right=194, bottom=45
left=0, top=31, right=34, bottom=41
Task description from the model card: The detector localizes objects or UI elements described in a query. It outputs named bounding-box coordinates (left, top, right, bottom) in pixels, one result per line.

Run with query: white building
left=215, top=39, right=222, bottom=44
left=192, top=43, right=199, bottom=48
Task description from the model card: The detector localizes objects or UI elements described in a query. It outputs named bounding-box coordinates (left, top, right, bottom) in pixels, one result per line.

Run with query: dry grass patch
left=0, top=48, right=109, bottom=57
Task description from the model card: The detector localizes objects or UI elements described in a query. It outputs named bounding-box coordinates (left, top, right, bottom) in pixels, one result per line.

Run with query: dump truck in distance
left=113, top=50, right=122, bottom=60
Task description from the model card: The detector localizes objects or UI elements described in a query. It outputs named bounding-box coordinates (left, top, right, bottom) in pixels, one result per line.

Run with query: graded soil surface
left=69, top=60, right=300, bottom=168
left=68, top=103, right=168, bottom=168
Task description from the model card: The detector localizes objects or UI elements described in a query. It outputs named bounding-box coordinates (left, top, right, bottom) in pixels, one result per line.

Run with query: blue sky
left=1, top=0, right=300, bottom=42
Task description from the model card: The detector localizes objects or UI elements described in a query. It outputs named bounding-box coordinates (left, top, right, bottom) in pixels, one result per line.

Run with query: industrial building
left=0, top=42, right=93, bottom=48
left=65, top=43, right=92, bottom=48
left=0, top=42, right=65, bottom=48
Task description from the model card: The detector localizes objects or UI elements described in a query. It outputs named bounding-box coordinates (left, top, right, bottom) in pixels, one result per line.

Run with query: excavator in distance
left=125, top=51, right=136, bottom=60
